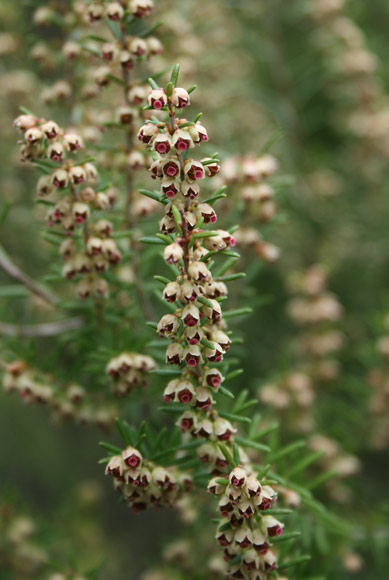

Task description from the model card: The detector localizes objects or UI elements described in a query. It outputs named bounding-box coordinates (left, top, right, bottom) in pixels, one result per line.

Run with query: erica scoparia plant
left=103, top=66, right=292, bottom=579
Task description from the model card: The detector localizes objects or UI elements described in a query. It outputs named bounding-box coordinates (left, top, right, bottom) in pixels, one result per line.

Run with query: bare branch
left=0, top=242, right=60, bottom=306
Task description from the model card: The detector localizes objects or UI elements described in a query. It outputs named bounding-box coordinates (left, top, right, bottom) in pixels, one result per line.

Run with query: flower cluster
left=105, top=446, right=191, bottom=513
left=0, top=508, right=47, bottom=577
left=307, top=0, right=389, bottom=170
left=2, top=360, right=117, bottom=430
left=137, top=76, right=287, bottom=578
left=138, top=83, right=236, bottom=407
left=85, top=0, right=154, bottom=23
left=106, top=351, right=156, bottom=396
left=308, top=434, right=360, bottom=503
left=13, top=114, right=120, bottom=299
left=259, top=372, right=315, bottom=433
left=209, top=466, right=283, bottom=579
left=217, top=154, right=281, bottom=263
left=287, top=264, right=344, bottom=380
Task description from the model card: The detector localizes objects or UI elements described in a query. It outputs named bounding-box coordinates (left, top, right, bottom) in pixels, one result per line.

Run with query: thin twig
left=0, top=318, right=84, bottom=337
left=0, top=242, right=60, bottom=306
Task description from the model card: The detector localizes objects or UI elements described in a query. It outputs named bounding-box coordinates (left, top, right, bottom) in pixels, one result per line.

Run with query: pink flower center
left=127, top=456, right=139, bottom=467
left=181, top=419, right=192, bottom=430
left=75, top=215, right=84, bottom=224
left=210, top=215, right=217, bottom=223
left=188, top=337, right=198, bottom=345
left=211, top=376, right=221, bottom=387
left=230, top=237, right=236, bottom=247
left=194, top=169, right=204, bottom=180
left=166, top=166, right=178, bottom=177
left=187, top=357, right=197, bottom=367
left=156, top=142, right=168, bottom=153
left=179, top=391, right=192, bottom=404
left=153, top=99, right=162, bottom=109
left=165, top=189, right=175, bottom=199
left=176, top=139, right=188, bottom=151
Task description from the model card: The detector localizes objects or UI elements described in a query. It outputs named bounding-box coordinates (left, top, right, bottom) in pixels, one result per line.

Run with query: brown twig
left=0, top=242, right=60, bottom=307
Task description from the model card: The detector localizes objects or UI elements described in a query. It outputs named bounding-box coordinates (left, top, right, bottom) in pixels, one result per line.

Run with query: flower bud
left=14, top=114, right=36, bottom=132
left=252, top=529, right=268, bottom=554
left=203, top=299, right=222, bottom=322
left=129, top=0, right=153, bottom=18
left=163, top=379, right=178, bottom=403
left=106, top=2, right=124, bottom=20
left=187, top=261, right=210, bottom=282
left=137, top=122, right=159, bottom=144
left=182, top=304, right=200, bottom=327
left=37, top=175, right=54, bottom=197
left=218, top=495, right=234, bottom=517
left=183, top=345, right=203, bottom=368
left=234, top=526, right=253, bottom=548
left=176, top=379, right=195, bottom=404
left=164, top=242, right=184, bottom=264
left=163, top=281, right=181, bottom=303
left=177, top=411, right=197, bottom=432
left=205, top=341, right=224, bottom=363
left=204, top=160, right=220, bottom=177
left=147, top=37, right=163, bottom=55
left=261, top=515, right=284, bottom=538
left=262, top=550, right=277, bottom=572
left=204, top=368, right=224, bottom=389
left=122, top=446, right=142, bottom=469
left=128, top=85, right=147, bottom=105
left=185, top=326, right=203, bottom=345
left=69, top=166, right=86, bottom=185
left=229, top=467, right=247, bottom=487
left=105, top=455, right=125, bottom=478
left=72, top=202, right=90, bottom=224
left=101, top=239, right=121, bottom=264
left=166, top=343, right=184, bottom=365
left=208, top=478, right=226, bottom=495
left=172, top=129, right=193, bottom=152
left=157, top=313, right=179, bottom=338
left=118, top=107, right=134, bottom=125
left=181, top=180, right=200, bottom=199
left=152, top=467, right=176, bottom=490
left=148, top=88, right=167, bottom=110
left=47, top=142, right=64, bottom=162
left=214, top=418, right=236, bottom=441
left=162, top=157, right=181, bottom=178
left=153, top=133, right=171, bottom=155
left=211, top=330, right=231, bottom=352
left=184, top=159, right=204, bottom=181
left=244, top=475, right=261, bottom=497
left=197, top=203, right=217, bottom=224
left=171, top=87, right=190, bottom=108
left=119, top=50, right=134, bottom=69
left=25, top=127, right=43, bottom=143
left=63, top=133, right=83, bottom=151
left=130, top=38, right=148, bottom=57
left=195, top=121, right=209, bottom=142
left=41, top=121, right=60, bottom=139
left=195, top=386, right=214, bottom=409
